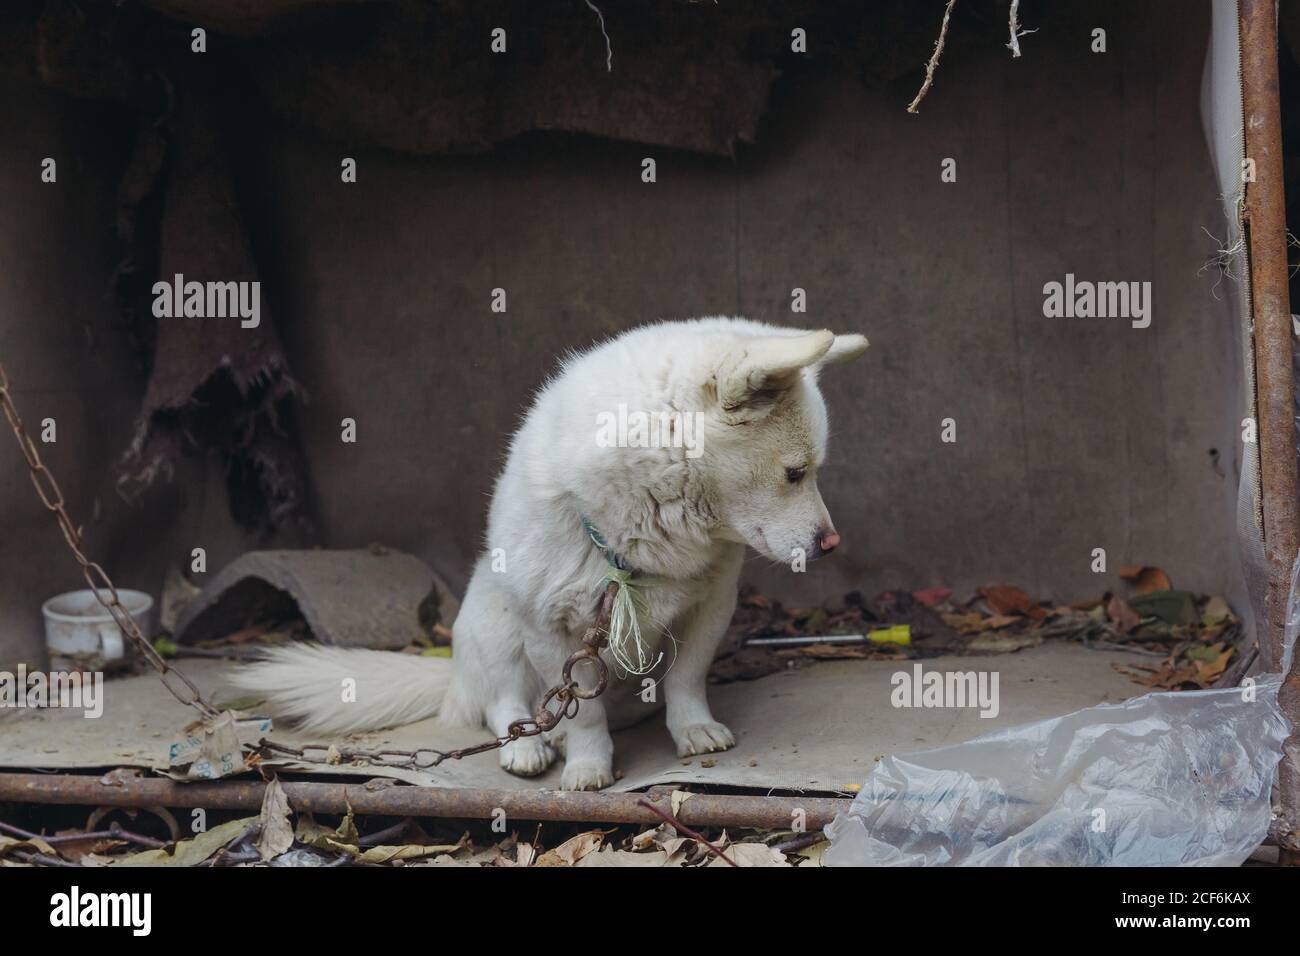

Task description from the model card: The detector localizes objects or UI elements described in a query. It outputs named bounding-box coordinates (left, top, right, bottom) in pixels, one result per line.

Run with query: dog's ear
left=818, top=333, right=869, bottom=367
left=717, top=329, right=834, bottom=413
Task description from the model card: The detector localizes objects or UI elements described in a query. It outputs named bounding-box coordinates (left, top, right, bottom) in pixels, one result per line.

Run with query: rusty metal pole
left=0, top=772, right=852, bottom=831
left=1239, top=0, right=1300, bottom=862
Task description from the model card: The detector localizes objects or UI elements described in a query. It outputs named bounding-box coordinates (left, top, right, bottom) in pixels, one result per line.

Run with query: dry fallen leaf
left=294, top=811, right=360, bottom=855
left=978, top=585, right=1046, bottom=620
left=535, top=829, right=609, bottom=867
left=0, top=833, right=59, bottom=860
left=973, top=614, right=1020, bottom=632
left=577, top=847, right=675, bottom=867
left=112, top=816, right=259, bottom=867
left=631, top=823, right=675, bottom=851
left=912, top=586, right=952, bottom=607
left=1192, top=647, right=1233, bottom=686
left=706, top=843, right=786, bottom=867
left=942, top=612, right=987, bottom=634
left=357, top=840, right=466, bottom=864
left=658, top=836, right=697, bottom=866
left=255, top=777, right=294, bottom=861
left=49, top=831, right=124, bottom=863
left=1115, top=643, right=1234, bottom=690
left=1120, top=565, right=1173, bottom=595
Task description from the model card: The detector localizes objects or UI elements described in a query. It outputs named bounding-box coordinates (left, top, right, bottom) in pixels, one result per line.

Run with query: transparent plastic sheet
left=822, top=560, right=1299, bottom=867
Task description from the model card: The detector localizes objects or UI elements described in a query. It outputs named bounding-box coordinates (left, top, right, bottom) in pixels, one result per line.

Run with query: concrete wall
left=253, top=1, right=1240, bottom=607
left=0, top=0, right=1244, bottom=667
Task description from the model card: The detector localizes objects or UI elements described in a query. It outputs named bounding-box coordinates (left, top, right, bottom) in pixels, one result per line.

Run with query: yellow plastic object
left=867, top=625, right=911, bottom=646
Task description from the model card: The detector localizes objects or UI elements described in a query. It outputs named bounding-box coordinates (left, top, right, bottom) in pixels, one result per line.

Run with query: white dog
left=231, top=318, right=867, bottom=790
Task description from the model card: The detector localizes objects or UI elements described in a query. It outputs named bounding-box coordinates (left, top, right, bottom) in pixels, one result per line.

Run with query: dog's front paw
left=673, top=721, right=735, bottom=757
left=500, top=737, right=556, bottom=777
left=560, top=762, right=615, bottom=791
left=543, top=728, right=566, bottom=757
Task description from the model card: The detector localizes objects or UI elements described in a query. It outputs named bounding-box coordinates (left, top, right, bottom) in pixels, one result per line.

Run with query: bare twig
left=636, top=798, right=737, bottom=867
left=200, top=821, right=260, bottom=867
left=772, top=832, right=826, bottom=855
left=0, top=820, right=52, bottom=842
left=10, top=850, right=81, bottom=867
left=908, top=0, right=958, bottom=114
left=1079, top=639, right=1169, bottom=658
left=357, top=818, right=414, bottom=847
left=0, top=820, right=166, bottom=849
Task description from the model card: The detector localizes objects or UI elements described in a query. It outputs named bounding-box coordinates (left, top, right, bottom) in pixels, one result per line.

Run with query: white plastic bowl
left=41, top=589, right=153, bottom=671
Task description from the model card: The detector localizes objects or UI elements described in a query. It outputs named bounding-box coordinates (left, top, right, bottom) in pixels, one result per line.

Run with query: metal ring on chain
left=562, top=647, right=609, bottom=699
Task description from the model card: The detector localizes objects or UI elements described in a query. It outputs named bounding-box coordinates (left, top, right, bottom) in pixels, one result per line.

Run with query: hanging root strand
left=1007, top=0, right=1037, bottom=58
left=907, top=0, right=958, bottom=114
left=584, top=0, right=613, bottom=73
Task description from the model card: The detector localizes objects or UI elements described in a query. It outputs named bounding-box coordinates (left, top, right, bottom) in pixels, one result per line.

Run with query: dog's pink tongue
left=819, top=530, right=841, bottom=552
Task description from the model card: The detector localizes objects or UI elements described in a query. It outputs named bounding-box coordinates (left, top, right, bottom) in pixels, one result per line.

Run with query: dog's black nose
left=813, top=528, right=841, bottom=556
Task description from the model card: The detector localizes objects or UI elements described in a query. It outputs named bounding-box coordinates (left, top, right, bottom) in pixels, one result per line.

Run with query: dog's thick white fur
left=230, top=318, right=867, bottom=790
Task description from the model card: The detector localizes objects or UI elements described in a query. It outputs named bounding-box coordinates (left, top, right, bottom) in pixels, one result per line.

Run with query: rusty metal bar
left=1240, top=0, right=1300, bottom=861
left=0, top=773, right=851, bottom=830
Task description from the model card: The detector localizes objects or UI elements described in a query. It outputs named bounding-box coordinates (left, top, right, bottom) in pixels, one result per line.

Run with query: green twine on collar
left=581, top=514, right=626, bottom=571
left=580, top=514, right=664, bottom=676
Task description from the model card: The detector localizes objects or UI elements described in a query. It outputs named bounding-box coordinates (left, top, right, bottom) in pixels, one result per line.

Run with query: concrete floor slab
left=0, top=642, right=1143, bottom=794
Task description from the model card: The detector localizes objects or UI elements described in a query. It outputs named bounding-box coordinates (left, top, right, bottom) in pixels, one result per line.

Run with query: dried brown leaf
left=978, top=585, right=1046, bottom=619
left=1119, top=565, right=1173, bottom=595
left=255, top=777, right=294, bottom=861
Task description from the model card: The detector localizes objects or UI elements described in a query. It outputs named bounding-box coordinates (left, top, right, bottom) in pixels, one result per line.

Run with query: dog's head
left=703, top=328, right=868, bottom=564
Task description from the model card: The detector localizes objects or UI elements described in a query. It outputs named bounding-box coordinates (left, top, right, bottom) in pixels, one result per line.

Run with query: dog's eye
left=785, top=466, right=806, bottom=484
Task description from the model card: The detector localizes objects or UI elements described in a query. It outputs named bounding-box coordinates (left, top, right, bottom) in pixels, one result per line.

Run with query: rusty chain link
left=1, top=361, right=613, bottom=772
left=257, top=583, right=616, bottom=769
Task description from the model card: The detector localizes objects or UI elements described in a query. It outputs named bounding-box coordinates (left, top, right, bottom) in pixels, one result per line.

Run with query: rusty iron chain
left=1, top=361, right=614, bottom=772
left=257, top=583, right=616, bottom=770
left=0, top=363, right=219, bottom=719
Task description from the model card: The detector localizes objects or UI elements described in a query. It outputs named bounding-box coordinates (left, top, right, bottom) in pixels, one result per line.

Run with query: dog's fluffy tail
left=227, top=644, right=452, bottom=735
